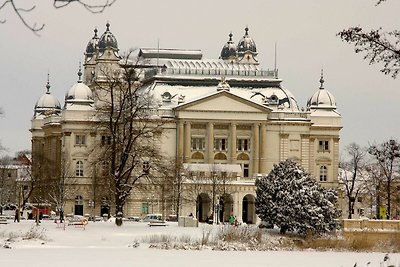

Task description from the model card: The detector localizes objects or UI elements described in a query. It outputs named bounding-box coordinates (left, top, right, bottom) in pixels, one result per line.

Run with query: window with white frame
left=319, top=165, right=327, bottom=181
left=76, top=160, right=84, bottom=177
left=237, top=138, right=250, bottom=151
left=75, top=134, right=86, bottom=146
left=318, top=140, right=329, bottom=152
left=214, top=138, right=228, bottom=151
left=191, top=137, right=205, bottom=150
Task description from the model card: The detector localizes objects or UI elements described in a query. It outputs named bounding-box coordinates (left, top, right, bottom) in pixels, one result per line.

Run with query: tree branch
left=0, top=0, right=116, bottom=36
left=53, top=0, right=116, bottom=14
left=338, top=26, right=400, bottom=78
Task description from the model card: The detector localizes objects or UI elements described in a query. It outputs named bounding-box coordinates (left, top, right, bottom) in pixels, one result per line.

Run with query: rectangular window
left=214, top=138, right=228, bottom=151
left=237, top=138, right=250, bottom=151
left=243, top=164, right=249, bottom=178
left=75, top=135, right=86, bottom=146
left=191, top=137, right=205, bottom=150
left=142, top=202, right=149, bottom=214
left=357, top=197, right=363, bottom=203
left=318, top=140, right=329, bottom=152
left=101, top=136, right=111, bottom=146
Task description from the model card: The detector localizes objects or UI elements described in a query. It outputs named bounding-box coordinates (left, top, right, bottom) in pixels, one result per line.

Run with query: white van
left=142, top=214, right=162, bottom=222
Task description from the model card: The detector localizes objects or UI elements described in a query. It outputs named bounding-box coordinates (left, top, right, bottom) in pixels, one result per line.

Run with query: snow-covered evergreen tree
left=255, top=159, right=340, bottom=236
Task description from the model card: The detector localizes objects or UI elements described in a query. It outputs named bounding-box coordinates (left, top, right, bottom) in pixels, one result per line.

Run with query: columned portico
left=230, top=123, right=237, bottom=163
left=184, top=121, right=191, bottom=162
left=259, top=123, right=267, bottom=174
left=252, top=123, right=260, bottom=175
left=207, top=122, right=214, bottom=163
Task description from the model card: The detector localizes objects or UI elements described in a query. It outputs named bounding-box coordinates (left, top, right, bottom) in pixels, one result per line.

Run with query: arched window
left=76, top=160, right=84, bottom=177
left=319, top=165, right=327, bottom=181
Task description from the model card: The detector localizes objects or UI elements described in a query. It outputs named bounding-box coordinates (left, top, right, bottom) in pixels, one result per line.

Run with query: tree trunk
left=387, top=180, right=391, bottom=219
left=280, top=225, right=288, bottom=234
left=115, top=193, right=124, bottom=226
left=348, top=200, right=353, bottom=219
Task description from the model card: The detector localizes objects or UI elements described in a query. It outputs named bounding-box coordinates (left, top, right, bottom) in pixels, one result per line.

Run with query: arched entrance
left=196, top=193, right=211, bottom=222
left=219, top=194, right=233, bottom=223
left=74, top=196, right=84, bottom=216
left=242, top=194, right=256, bottom=224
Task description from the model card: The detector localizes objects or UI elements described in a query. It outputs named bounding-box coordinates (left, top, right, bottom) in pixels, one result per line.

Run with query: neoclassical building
left=31, top=24, right=341, bottom=223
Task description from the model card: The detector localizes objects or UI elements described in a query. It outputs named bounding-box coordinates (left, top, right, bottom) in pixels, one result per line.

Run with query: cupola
left=64, top=66, right=94, bottom=107
left=220, top=33, right=237, bottom=62
left=98, top=22, right=119, bottom=53
left=85, top=28, right=99, bottom=58
left=34, top=75, right=61, bottom=117
left=307, top=71, right=336, bottom=110
left=237, top=27, right=257, bottom=56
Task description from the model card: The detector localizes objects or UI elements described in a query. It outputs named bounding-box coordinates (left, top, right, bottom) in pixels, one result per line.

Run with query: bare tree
left=364, top=163, right=385, bottom=219
left=368, top=139, right=400, bottom=219
left=47, top=156, right=76, bottom=222
left=93, top=51, right=165, bottom=226
left=338, top=0, right=400, bottom=78
left=339, top=143, right=366, bottom=219
left=0, top=0, right=116, bottom=35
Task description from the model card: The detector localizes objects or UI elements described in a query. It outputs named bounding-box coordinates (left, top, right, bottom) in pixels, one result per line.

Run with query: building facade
left=31, top=24, right=342, bottom=223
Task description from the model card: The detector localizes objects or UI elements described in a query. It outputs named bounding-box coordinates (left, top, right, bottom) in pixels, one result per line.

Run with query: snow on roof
left=144, top=82, right=299, bottom=112
left=183, top=163, right=242, bottom=173
left=139, top=48, right=203, bottom=60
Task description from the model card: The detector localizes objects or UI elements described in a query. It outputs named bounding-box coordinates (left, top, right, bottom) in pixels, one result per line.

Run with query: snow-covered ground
left=0, top=219, right=398, bottom=267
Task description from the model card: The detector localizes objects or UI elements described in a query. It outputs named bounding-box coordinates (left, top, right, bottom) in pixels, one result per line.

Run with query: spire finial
left=77, top=62, right=82, bottom=83
left=319, top=68, right=325, bottom=89
left=46, top=73, right=50, bottom=94
left=245, top=26, right=249, bottom=36
left=229, top=32, right=233, bottom=42
left=106, top=21, right=110, bottom=31
left=94, top=27, right=98, bottom=37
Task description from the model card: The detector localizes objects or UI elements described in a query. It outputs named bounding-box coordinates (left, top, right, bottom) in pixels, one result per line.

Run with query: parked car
left=142, top=214, right=163, bottom=222
left=124, top=216, right=140, bottom=222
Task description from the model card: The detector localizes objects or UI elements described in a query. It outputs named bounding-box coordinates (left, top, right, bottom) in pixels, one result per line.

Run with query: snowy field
left=0, top=219, right=398, bottom=267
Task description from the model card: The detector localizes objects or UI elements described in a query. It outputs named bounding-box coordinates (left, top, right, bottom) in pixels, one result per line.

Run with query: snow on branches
left=255, top=159, right=340, bottom=236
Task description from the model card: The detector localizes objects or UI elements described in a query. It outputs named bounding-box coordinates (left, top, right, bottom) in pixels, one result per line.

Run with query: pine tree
left=255, top=159, right=340, bottom=236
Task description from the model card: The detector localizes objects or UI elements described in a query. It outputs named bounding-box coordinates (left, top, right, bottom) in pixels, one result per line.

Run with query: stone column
left=259, top=124, right=267, bottom=174
left=207, top=122, right=214, bottom=163
left=177, top=121, right=184, bottom=163
left=230, top=123, right=237, bottom=164
left=252, top=123, right=260, bottom=175
left=184, top=122, right=191, bottom=163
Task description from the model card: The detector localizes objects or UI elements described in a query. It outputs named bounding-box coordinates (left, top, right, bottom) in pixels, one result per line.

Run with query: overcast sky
left=0, top=0, right=399, bottom=156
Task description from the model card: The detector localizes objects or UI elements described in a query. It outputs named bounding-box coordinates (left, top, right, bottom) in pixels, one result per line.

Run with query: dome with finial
left=307, top=71, right=336, bottom=109
left=98, top=22, right=118, bottom=52
left=64, top=66, right=94, bottom=106
left=237, top=27, right=257, bottom=56
left=34, top=75, right=61, bottom=117
left=220, top=32, right=237, bottom=60
left=85, top=28, right=99, bottom=57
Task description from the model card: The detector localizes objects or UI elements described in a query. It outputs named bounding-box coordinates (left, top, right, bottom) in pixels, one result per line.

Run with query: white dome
left=34, top=82, right=61, bottom=117
left=65, top=82, right=94, bottom=104
left=307, top=75, right=336, bottom=109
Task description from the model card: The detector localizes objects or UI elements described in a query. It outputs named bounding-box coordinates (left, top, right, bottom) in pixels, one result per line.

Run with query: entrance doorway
left=242, top=194, right=256, bottom=224
left=74, top=196, right=83, bottom=216
left=196, top=193, right=211, bottom=222
left=219, top=194, right=233, bottom=223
